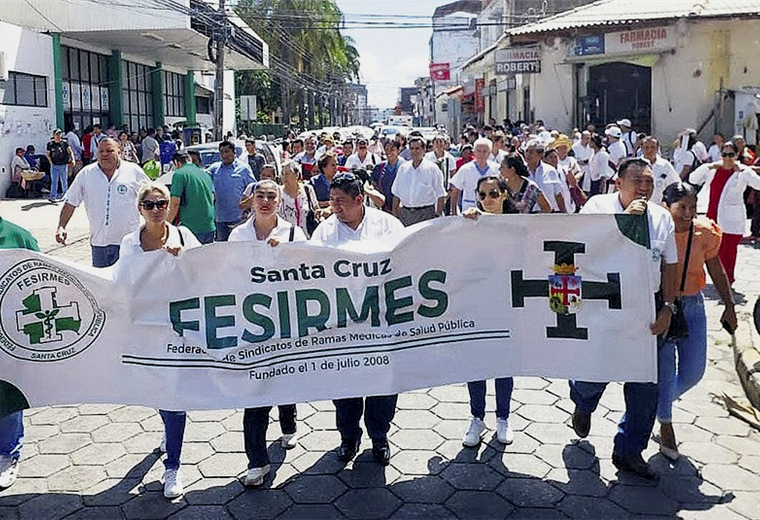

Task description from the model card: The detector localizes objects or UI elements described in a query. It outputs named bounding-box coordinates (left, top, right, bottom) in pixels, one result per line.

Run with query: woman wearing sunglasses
left=657, top=182, right=736, bottom=460
left=460, top=175, right=517, bottom=446
left=689, top=140, right=760, bottom=285
left=499, top=153, right=551, bottom=214
left=119, top=181, right=201, bottom=499
left=229, top=179, right=307, bottom=487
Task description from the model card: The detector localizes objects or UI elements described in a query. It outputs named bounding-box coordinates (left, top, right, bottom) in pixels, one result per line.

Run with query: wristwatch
left=663, top=301, right=677, bottom=314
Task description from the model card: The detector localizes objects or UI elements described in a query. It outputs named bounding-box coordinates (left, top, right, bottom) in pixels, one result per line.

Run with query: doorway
left=585, top=62, right=651, bottom=133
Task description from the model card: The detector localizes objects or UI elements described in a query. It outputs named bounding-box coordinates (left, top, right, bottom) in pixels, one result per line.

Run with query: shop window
left=3, top=72, right=48, bottom=107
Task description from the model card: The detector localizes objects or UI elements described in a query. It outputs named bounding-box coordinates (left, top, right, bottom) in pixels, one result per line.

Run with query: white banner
left=0, top=216, right=655, bottom=414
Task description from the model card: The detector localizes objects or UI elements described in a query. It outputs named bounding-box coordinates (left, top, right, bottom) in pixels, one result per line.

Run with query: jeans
left=468, top=378, right=514, bottom=419
left=215, top=221, right=238, bottom=242
left=159, top=410, right=186, bottom=471
left=334, top=395, right=397, bottom=442
left=243, top=405, right=296, bottom=468
left=91, top=245, right=121, bottom=268
left=50, top=164, right=68, bottom=200
left=195, top=231, right=216, bottom=245
left=0, top=411, right=23, bottom=461
left=657, top=293, right=707, bottom=422
left=569, top=349, right=660, bottom=457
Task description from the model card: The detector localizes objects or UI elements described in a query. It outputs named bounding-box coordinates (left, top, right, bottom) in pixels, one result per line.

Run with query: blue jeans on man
left=0, top=411, right=24, bottom=462
left=195, top=231, right=216, bottom=245
left=49, top=164, right=68, bottom=200
left=91, top=245, right=121, bottom=268
left=569, top=367, right=659, bottom=457
left=215, top=222, right=238, bottom=242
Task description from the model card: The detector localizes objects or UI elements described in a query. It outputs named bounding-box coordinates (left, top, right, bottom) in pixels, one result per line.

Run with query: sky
left=334, top=0, right=449, bottom=109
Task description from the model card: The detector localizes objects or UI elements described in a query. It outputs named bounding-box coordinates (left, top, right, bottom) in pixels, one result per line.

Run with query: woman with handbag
left=657, top=182, right=737, bottom=461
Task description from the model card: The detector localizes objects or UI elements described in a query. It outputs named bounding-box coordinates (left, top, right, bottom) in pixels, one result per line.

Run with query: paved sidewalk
left=1, top=199, right=759, bottom=519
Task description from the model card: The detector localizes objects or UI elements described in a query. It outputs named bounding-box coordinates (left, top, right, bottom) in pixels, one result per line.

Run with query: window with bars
left=3, top=72, right=48, bottom=107
left=163, top=71, right=186, bottom=117
left=61, top=47, right=110, bottom=129
left=122, top=60, right=155, bottom=132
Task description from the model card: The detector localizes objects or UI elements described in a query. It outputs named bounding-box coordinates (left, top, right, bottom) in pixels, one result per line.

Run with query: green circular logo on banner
left=0, top=259, right=106, bottom=362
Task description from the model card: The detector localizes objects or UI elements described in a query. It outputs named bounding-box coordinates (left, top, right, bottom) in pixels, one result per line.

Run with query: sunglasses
left=140, top=199, right=169, bottom=211
left=722, top=152, right=736, bottom=158
left=478, top=190, right=502, bottom=200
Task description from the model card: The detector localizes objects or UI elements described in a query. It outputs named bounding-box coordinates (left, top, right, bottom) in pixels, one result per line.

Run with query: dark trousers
left=334, top=395, right=398, bottom=442
left=243, top=405, right=296, bottom=468
left=398, top=205, right=436, bottom=227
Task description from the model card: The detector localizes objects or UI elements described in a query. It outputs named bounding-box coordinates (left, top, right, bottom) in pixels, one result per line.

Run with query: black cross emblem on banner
left=510, top=241, right=622, bottom=340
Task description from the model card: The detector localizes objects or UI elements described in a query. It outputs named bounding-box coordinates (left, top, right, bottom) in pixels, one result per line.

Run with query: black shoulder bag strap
left=679, top=221, right=694, bottom=295
left=289, top=224, right=295, bottom=242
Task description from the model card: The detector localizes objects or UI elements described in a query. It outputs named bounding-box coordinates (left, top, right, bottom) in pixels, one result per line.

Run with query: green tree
left=235, top=0, right=361, bottom=130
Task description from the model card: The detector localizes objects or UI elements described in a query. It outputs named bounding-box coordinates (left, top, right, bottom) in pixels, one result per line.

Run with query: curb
left=735, top=296, right=760, bottom=410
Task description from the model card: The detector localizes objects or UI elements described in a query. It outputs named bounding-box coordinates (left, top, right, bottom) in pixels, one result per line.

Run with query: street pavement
left=1, top=198, right=760, bottom=520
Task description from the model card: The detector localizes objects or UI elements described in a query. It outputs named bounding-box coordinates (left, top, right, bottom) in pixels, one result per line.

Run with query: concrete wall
left=0, top=22, right=56, bottom=197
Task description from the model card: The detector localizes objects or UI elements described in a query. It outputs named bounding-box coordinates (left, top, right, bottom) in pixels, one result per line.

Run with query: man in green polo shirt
left=0, top=208, right=39, bottom=489
left=167, top=150, right=216, bottom=244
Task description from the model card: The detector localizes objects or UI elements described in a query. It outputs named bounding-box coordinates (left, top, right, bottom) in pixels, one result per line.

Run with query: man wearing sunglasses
left=55, top=138, right=150, bottom=267
left=310, top=173, right=404, bottom=465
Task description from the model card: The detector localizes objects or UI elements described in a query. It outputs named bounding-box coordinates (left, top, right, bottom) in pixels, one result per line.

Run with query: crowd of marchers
left=0, top=115, right=756, bottom=500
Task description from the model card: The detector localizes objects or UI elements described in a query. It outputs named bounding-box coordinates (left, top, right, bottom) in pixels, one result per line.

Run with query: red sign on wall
left=474, top=78, right=485, bottom=112
left=429, top=63, right=451, bottom=81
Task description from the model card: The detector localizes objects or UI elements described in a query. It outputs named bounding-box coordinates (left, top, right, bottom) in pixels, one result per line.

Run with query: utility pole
left=213, top=0, right=229, bottom=141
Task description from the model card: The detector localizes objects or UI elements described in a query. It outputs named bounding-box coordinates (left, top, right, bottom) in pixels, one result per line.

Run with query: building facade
left=0, top=0, right=267, bottom=195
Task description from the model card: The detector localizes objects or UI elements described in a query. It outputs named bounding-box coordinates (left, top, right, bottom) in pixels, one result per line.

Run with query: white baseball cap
left=605, top=126, right=622, bottom=138
left=616, top=118, right=632, bottom=128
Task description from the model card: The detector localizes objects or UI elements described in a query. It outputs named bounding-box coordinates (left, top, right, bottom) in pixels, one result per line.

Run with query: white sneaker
left=159, top=432, right=167, bottom=453
left=462, top=418, right=486, bottom=447
left=163, top=468, right=183, bottom=499
left=244, top=464, right=271, bottom=487
left=0, top=457, right=19, bottom=489
left=496, top=418, right=514, bottom=445
left=281, top=431, right=298, bottom=450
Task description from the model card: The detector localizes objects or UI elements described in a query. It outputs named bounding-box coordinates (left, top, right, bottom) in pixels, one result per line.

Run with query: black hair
left=218, top=140, right=235, bottom=153
left=502, top=153, right=530, bottom=178
left=722, top=141, right=739, bottom=154
left=617, top=157, right=650, bottom=178
left=662, top=182, right=697, bottom=206
left=408, top=136, right=425, bottom=148
left=475, top=175, right=517, bottom=214
left=384, top=139, right=400, bottom=151
left=318, top=152, right=336, bottom=171
left=590, top=133, right=604, bottom=150
left=330, top=172, right=364, bottom=197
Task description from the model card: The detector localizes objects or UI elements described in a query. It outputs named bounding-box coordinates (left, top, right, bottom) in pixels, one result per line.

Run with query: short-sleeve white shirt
left=449, top=160, right=501, bottom=211
left=65, top=161, right=150, bottom=247
left=229, top=216, right=307, bottom=243
left=649, top=156, right=681, bottom=204
left=608, top=140, right=627, bottom=167
left=391, top=159, right=446, bottom=207
left=344, top=152, right=378, bottom=170
left=580, top=193, right=677, bottom=292
left=529, top=162, right=562, bottom=212
left=119, top=223, right=201, bottom=257
left=310, top=207, right=403, bottom=246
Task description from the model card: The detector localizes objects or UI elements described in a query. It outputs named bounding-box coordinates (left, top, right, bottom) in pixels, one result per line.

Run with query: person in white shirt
left=640, top=135, right=680, bottom=204
left=489, top=131, right=507, bottom=164
left=64, top=126, right=83, bottom=175
left=424, top=135, right=457, bottom=188
left=587, top=133, right=614, bottom=196
left=56, top=138, right=150, bottom=267
left=707, top=133, right=725, bottom=163
left=524, top=139, right=566, bottom=212
left=344, top=138, right=379, bottom=170
left=543, top=147, right=576, bottom=214
left=309, top=172, right=403, bottom=466
left=449, top=138, right=500, bottom=214
left=117, top=181, right=200, bottom=500
left=572, top=157, right=678, bottom=480
left=606, top=126, right=627, bottom=171
left=617, top=118, right=638, bottom=157
left=391, top=136, right=446, bottom=226
left=294, top=136, right=321, bottom=179
left=228, top=179, right=306, bottom=488
left=572, top=131, right=594, bottom=191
